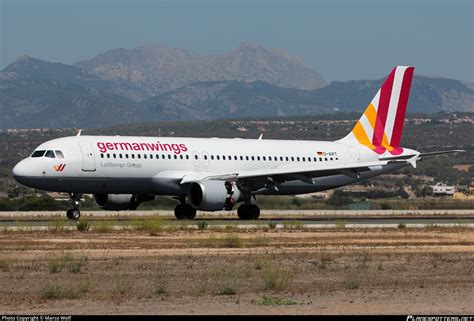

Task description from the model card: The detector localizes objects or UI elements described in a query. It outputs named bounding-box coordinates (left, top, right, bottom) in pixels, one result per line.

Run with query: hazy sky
left=1, top=0, right=473, bottom=82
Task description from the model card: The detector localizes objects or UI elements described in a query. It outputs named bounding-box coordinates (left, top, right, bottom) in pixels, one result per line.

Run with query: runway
left=0, top=209, right=473, bottom=229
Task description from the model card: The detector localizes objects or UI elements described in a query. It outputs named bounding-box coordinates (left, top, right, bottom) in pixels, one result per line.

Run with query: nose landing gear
left=66, top=192, right=82, bottom=220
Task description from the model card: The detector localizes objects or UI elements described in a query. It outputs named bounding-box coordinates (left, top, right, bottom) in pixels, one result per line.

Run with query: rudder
left=339, top=66, right=414, bottom=155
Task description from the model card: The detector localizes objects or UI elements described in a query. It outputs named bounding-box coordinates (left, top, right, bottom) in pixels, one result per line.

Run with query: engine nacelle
left=93, top=194, right=154, bottom=211
left=188, top=180, right=241, bottom=211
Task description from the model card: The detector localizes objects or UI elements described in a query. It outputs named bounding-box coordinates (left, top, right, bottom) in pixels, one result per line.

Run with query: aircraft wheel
left=66, top=208, right=80, bottom=220
left=175, top=204, right=197, bottom=220
left=237, top=204, right=260, bottom=220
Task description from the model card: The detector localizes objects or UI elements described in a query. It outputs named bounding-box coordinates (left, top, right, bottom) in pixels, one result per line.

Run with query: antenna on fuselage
left=258, top=133, right=263, bottom=140
left=77, top=129, right=82, bottom=136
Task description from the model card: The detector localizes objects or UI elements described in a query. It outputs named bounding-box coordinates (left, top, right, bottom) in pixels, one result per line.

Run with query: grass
left=47, top=254, right=72, bottom=273
left=223, top=233, right=242, bottom=248
left=250, top=234, right=269, bottom=247
left=213, top=266, right=240, bottom=295
left=262, top=264, right=292, bottom=291
left=93, top=220, right=114, bottom=233
left=143, top=217, right=164, bottom=236
left=0, top=256, right=12, bottom=272
left=319, top=250, right=332, bottom=270
left=40, top=279, right=90, bottom=300
left=283, top=221, right=303, bottom=229
left=115, top=273, right=134, bottom=295
left=40, top=284, right=63, bottom=299
left=268, top=222, right=277, bottom=229
left=335, top=220, right=347, bottom=229
left=344, top=276, right=360, bottom=290
left=48, top=217, right=67, bottom=233
left=76, top=221, right=90, bottom=232
left=256, top=295, right=299, bottom=306
left=47, top=253, right=88, bottom=274
left=68, top=256, right=88, bottom=273
left=197, top=221, right=208, bottom=231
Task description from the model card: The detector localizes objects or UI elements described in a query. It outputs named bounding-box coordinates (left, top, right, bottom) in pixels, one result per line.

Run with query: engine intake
left=188, top=180, right=241, bottom=211
left=94, top=194, right=154, bottom=211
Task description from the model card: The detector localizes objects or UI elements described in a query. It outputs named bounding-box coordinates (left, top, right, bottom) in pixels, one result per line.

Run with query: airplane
left=12, top=66, right=463, bottom=220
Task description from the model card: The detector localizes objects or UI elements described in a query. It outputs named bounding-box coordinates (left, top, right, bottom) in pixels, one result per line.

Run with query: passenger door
left=79, top=142, right=96, bottom=172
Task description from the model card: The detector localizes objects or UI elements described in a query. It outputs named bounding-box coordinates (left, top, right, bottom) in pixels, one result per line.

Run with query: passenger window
left=251, top=156, right=255, bottom=161
left=246, top=156, right=249, bottom=161
left=302, top=157, right=306, bottom=162
left=319, top=157, right=323, bottom=161
left=291, top=157, right=294, bottom=161
left=101, top=153, right=104, bottom=158
left=113, top=154, right=117, bottom=158
left=55, top=150, right=64, bottom=158
left=314, top=157, right=317, bottom=162
left=144, top=154, right=147, bottom=159
left=162, top=155, right=166, bottom=159
left=234, top=156, right=237, bottom=160
left=186, top=155, right=189, bottom=160
left=263, top=156, right=266, bottom=161
left=280, top=157, right=283, bottom=161
left=195, top=154, right=198, bottom=160
left=180, top=155, right=183, bottom=160
left=240, top=156, right=243, bottom=161
left=45, top=150, right=55, bottom=158
left=168, top=155, right=171, bottom=159
left=204, top=155, right=208, bottom=160
left=174, top=155, right=177, bottom=159
left=286, top=157, right=289, bottom=161
left=211, top=155, right=214, bottom=160
left=107, top=154, right=111, bottom=159
left=257, top=156, right=260, bottom=161
left=324, top=157, right=328, bottom=161
left=119, top=154, right=123, bottom=159
left=126, top=154, right=129, bottom=159
left=132, top=154, right=135, bottom=159
left=268, top=156, right=272, bottom=161
left=217, top=155, right=220, bottom=160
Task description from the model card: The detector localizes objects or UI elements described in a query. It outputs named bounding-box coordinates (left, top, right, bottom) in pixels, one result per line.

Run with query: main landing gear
left=174, top=203, right=197, bottom=220
left=237, top=204, right=260, bottom=220
left=66, top=193, right=82, bottom=220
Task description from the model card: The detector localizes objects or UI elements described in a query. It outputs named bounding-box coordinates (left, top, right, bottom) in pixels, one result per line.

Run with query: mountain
left=141, top=75, right=474, bottom=120
left=1, top=48, right=473, bottom=129
left=75, top=43, right=327, bottom=98
left=0, top=57, right=142, bottom=128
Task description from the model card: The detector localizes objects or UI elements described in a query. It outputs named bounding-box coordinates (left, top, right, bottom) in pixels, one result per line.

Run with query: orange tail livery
left=340, top=66, right=414, bottom=155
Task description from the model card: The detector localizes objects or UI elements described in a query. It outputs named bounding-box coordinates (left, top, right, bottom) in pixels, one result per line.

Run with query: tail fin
left=339, top=66, right=414, bottom=155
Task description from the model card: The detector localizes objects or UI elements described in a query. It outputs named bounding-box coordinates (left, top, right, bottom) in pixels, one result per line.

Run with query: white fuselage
left=12, top=135, right=411, bottom=197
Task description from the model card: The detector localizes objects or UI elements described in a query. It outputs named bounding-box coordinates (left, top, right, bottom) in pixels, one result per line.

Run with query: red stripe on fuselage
left=390, top=67, right=414, bottom=148
left=372, top=68, right=396, bottom=147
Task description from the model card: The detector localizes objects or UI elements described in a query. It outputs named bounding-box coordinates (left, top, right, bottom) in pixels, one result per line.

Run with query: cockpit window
left=31, top=150, right=45, bottom=158
left=45, top=150, right=56, bottom=158
left=55, top=150, right=64, bottom=158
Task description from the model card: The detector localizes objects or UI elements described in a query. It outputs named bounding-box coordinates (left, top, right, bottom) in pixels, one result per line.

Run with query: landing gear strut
left=174, top=203, right=197, bottom=220
left=237, top=204, right=260, bottom=220
left=66, top=193, right=82, bottom=220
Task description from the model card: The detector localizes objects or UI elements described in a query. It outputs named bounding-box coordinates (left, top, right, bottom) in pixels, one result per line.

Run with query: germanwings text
left=97, top=141, right=188, bottom=154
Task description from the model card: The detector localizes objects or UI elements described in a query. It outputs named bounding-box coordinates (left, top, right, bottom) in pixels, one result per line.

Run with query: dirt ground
left=0, top=226, right=473, bottom=315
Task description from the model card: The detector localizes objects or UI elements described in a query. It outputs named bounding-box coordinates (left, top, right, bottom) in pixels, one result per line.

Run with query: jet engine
left=188, top=180, right=241, bottom=211
left=93, top=194, right=154, bottom=211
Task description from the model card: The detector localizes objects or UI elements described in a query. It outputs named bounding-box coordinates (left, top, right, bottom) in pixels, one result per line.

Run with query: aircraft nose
left=12, top=159, right=30, bottom=184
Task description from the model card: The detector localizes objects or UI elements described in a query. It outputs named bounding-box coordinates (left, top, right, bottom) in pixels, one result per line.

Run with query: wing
left=180, top=160, right=389, bottom=191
